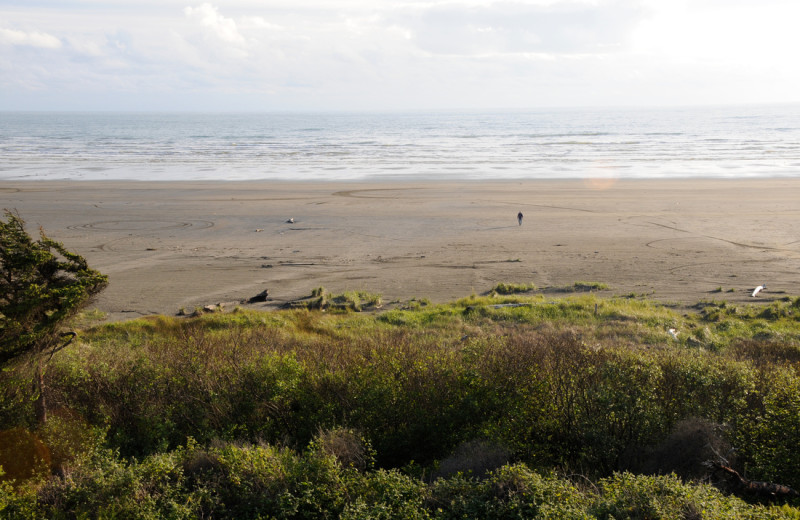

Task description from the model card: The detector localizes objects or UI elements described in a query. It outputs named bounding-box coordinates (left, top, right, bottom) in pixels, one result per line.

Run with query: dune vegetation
left=3, top=289, right=800, bottom=518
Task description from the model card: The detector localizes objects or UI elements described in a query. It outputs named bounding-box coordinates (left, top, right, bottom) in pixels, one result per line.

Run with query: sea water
left=2, top=105, right=800, bottom=182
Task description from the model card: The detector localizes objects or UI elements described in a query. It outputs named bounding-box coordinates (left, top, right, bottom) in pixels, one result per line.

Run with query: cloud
left=1, top=0, right=798, bottom=110
left=184, top=3, right=246, bottom=46
left=0, top=27, right=61, bottom=49
left=394, top=1, right=646, bottom=56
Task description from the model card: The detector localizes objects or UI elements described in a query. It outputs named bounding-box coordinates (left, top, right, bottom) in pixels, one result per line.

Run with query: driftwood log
left=248, top=289, right=270, bottom=303
left=709, top=461, right=799, bottom=501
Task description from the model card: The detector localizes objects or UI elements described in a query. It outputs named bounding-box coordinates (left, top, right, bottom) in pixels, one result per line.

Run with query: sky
left=1, top=0, right=799, bottom=111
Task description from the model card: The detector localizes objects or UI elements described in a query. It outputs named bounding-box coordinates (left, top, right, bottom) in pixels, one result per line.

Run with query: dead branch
left=707, top=461, right=799, bottom=501
left=46, top=331, right=77, bottom=362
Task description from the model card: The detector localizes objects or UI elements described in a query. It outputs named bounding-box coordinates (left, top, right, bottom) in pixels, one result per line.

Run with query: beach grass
left=489, top=281, right=537, bottom=295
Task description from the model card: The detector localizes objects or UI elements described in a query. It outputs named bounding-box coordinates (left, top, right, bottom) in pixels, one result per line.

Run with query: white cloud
left=0, top=27, right=61, bottom=49
left=184, top=3, right=247, bottom=46
left=1, top=0, right=799, bottom=110
left=66, top=36, right=107, bottom=57
left=244, top=16, right=284, bottom=32
left=393, top=1, right=645, bottom=56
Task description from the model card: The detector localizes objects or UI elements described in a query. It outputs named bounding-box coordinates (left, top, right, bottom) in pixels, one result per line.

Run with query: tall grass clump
left=573, top=281, right=611, bottom=291
left=490, top=282, right=537, bottom=295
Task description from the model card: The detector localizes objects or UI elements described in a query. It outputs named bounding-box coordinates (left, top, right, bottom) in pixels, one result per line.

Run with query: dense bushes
left=3, top=293, right=800, bottom=517
left=2, top=441, right=796, bottom=519
left=37, top=324, right=769, bottom=477
left=733, top=369, right=800, bottom=488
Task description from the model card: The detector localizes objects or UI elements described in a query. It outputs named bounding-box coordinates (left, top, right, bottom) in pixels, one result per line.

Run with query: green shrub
left=733, top=368, right=800, bottom=489
left=490, top=282, right=537, bottom=295
left=592, top=472, right=789, bottom=520
left=341, top=469, right=430, bottom=520
left=429, top=464, right=591, bottom=520
left=573, top=281, right=610, bottom=291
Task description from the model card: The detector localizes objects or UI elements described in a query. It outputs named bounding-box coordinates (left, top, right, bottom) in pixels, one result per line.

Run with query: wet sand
left=2, top=178, right=799, bottom=321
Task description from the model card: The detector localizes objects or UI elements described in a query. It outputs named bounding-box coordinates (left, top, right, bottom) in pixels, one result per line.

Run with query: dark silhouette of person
left=517, top=212, right=523, bottom=226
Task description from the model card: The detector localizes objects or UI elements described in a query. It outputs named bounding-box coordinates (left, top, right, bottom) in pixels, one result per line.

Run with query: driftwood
left=247, top=289, right=270, bottom=303
left=708, top=461, right=799, bottom=501
left=489, top=303, right=533, bottom=309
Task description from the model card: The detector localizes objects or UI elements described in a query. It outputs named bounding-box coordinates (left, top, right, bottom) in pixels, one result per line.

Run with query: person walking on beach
left=517, top=211, right=523, bottom=226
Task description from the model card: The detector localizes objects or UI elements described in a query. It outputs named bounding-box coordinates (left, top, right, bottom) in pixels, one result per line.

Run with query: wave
left=2, top=107, right=800, bottom=181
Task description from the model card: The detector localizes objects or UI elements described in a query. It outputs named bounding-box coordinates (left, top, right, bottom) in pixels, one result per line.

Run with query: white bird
left=668, top=328, right=679, bottom=341
left=286, top=218, right=294, bottom=224
left=751, top=284, right=766, bottom=297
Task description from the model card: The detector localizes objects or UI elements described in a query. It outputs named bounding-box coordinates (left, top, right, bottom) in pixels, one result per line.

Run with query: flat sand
left=2, top=178, right=799, bottom=321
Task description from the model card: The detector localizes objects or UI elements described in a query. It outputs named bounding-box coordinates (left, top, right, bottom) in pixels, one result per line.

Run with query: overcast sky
left=2, top=0, right=799, bottom=111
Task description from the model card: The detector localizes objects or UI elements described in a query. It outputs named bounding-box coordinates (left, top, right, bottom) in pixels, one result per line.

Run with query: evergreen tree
left=0, top=210, right=107, bottom=368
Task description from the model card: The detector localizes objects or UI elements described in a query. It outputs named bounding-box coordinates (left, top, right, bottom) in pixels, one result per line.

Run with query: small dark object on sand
left=248, top=289, right=270, bottom=303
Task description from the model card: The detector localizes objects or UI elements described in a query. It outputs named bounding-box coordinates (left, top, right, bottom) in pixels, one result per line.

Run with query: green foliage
left=490, top=282, right=537, bottom=295
left=12, top=292, right=800, bottom=479
left=330, top=290, right=383, bottom=312
left=6, top=444, right=797, bottom=519
left=309, top=427, right=376, bottom=471
left=592, top=472, right=789, bottom=519
left=0, top=210, right=107, bottom=367
left=429, top=464, right=592, bottom=519
left=733, top=369, right=800, bottom=489
left=5, top=288, right=800, bottom=516
left=292, top=287, right=382, bottom=312
left=573, top=281, right=611, bottom=291
left=341, top=469, right=430, bottom=519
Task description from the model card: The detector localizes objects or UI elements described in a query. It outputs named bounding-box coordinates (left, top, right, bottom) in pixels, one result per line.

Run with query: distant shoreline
left=5, top=175, right=800, bottom=186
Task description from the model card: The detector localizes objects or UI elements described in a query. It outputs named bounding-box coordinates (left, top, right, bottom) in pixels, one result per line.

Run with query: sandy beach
left=2, top=178, right=799, bottom=321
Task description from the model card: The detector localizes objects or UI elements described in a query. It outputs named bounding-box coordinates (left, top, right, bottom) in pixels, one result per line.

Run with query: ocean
left=2, top=105, right=800, bottom=182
